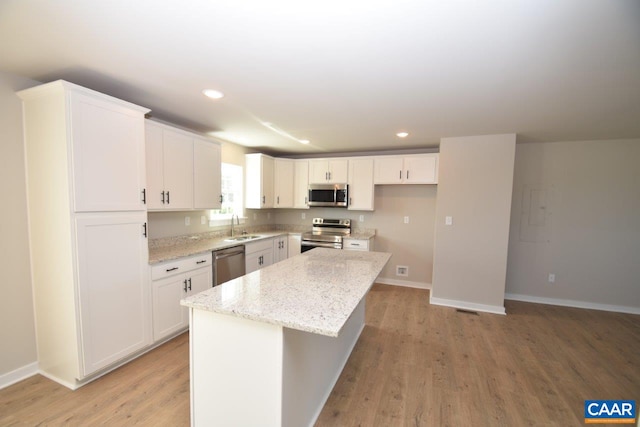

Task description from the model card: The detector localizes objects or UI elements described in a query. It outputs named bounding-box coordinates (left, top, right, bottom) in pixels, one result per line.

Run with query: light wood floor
left=1, top=284, right=638, bottom=426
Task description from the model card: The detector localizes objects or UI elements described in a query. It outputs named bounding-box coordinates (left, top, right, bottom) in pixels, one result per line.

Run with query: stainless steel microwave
left=308, top=184, right=348, bottom=207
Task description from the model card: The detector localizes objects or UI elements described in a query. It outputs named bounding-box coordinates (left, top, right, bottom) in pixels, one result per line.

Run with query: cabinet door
left=245, top=154, right=274, bottom=209
left=261, top=155, right=275, bottom=208
left=293, top=160, right=309, bottom=208
left=193, top=138, right=222, bottom=209
left=274, top=159, right=294, bottom=208
left=328, top=159, right=349, bottom=183
left=75, top=212, right=151, bottom=377
left=246, top=248, right=273, bottom=273
left=273, top=237, right=288, bottom=263
left=308, top=160, right=329, bottom=183
left=404, top=154, right=438, bottom=184
left=374, top=157, right=404, bottom=184
left=348, top=158, right=374, bottom=211
left=162, top=129, right=194, bottom=209
left=145, top=122, right=165, bottom=209
left=152, top=274, right=189, bottom=342
left=70, top=92, right=146, bottom=212
left=188, top=267, right=213, bottom=295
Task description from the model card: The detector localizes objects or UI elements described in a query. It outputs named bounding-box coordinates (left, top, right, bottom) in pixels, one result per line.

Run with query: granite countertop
left=149, top=226, right=376, bottom=264
left=346, top=230, right=376, bottom=240
left=181, top=248, right=391, bottom=337
left=148, top=230, right=293, bottom=264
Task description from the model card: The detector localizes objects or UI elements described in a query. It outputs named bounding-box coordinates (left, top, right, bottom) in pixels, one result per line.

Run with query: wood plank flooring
left=1, top=284, right=638, bottom=426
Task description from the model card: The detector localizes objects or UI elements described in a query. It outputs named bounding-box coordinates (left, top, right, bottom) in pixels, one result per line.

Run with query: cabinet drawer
left=343, top=239, right=370, bottom=251
left=244, top=238, right=274, bottom=254
left=151, top=253, right=212, bottom=280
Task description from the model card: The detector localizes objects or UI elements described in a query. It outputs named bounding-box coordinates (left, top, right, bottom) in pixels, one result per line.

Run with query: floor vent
left=456, top=309, right=479, bottom=315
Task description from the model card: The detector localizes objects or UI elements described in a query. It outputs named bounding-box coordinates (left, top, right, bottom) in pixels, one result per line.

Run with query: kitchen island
left=181, top=248, right=391, bottom=427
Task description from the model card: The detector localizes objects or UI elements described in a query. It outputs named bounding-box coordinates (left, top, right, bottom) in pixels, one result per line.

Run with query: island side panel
left=282, top=298, right=366, bottom=427
left=189, top=308, right=284, bottom=426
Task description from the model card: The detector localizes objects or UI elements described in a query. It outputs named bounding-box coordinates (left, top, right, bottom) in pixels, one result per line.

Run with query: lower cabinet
left=245, top=235, right=290, bottom=273
left=343, top=237, right=374, bottom=252
left=75, top=212, right=152, bottom=378
left=288, top=234, right=301, bottom=257
left=151, top=253, right=212, bottom=342
left=246, top=238, right=274, bottom=274
left=273, top=235, right=288, bottom=263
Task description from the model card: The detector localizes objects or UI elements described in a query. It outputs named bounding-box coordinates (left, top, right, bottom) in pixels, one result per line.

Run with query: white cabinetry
left=151, top=253, right=212, bottom=342
left=194, top=137, right=222, bottom=209
left=293, top=160, right=310, bottom=209
left=288, top=234, right=302, bottom=257
left=273, top=235, right=289, bottom=263
left=75, top=213, right=151, bottom=376
left=343, top=237, right=374, bottom=252
left=309, top=158, right=348, bottom=184
left=146, top=122, right=193, bottom=209
left=18, top=80, right=151, bottom=388
left=146, top=121, right=221, bottom=210
left=374, top=154, right=439, bottom=184
left=245, top=153, right=275, bottom=209
left=347, top=158, right=375, bottom=211
left=69, top=92, right=147, bottom=212
left=245, top=238, right=274, bottom=273
left=274, top=158, right=294, bottom=208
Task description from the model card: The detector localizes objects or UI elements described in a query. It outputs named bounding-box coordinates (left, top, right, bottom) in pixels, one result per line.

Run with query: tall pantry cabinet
left=18, top=80, right=152, bottom=389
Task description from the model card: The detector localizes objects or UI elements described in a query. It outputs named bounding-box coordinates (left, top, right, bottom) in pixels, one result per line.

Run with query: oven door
left=301, top=240, right=342, bottom=252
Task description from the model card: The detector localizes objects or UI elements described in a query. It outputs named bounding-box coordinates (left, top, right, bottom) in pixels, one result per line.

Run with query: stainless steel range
left=301, top=218, right=351, bottom=252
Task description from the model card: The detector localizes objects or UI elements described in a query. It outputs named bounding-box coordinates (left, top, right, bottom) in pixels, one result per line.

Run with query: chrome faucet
left=230, top=214, right=240, bottom=237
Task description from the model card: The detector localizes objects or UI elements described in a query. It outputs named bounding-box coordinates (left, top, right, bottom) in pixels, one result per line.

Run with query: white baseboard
left=376, top=278, right=431, bottom=289
left=505, top=293, right=640, bottom=315
left=429, top=296, right=506, bottom=315
left=0, top=362, right=38, bottom=390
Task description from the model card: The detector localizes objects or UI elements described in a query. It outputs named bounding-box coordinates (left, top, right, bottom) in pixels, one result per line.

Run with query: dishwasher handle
left=215, top=249, right=245, bottom=260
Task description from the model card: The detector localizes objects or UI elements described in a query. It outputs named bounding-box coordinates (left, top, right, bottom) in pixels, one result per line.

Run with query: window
left=209, top=163, right=243, bottom=221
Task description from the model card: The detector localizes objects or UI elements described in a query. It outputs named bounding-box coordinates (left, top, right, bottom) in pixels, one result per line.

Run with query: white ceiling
left=1, top=0, right=639, bottom=155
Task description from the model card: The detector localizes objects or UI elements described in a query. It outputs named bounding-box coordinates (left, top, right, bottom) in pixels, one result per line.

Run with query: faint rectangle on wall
left=519, top=184, right=554, bottom=243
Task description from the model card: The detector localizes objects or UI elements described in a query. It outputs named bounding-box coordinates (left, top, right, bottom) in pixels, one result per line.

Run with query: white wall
left=0, top=71, right=39, bottom=382
left=506, top=139, right=640, bottom=312
left=431, top=134, right=516, bottom=314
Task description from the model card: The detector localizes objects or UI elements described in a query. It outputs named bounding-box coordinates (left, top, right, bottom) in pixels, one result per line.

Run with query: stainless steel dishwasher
left=213, top=246, right=246, bottom=287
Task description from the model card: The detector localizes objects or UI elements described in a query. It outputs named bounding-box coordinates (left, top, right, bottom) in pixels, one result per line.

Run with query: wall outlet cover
left=185, top=216, right=190, bottom=226
left=403, top=216, right=409, bottom=224
left=396, top=265, right=409, bottom=277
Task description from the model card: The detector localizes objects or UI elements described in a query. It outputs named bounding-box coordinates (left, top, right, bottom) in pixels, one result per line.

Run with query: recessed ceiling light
left=203, top=89, right=224, bottom=99
left=396, top=132, right=409, bottom=138
left=299, top=139, right=310, bottom=145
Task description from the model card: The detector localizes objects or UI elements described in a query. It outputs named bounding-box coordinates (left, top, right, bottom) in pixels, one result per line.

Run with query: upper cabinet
left=293, top=160, right=309, bottom=209
left=347, top=158, right=375, bottom=211
left=193, top=137, right=222, bottom=210
left=374, top=154, right=439, bottom=184
left=308, top=158, right=348, bottom=184
left=23, top=84, right=148, bottom=212
left=273, top=158, right=294, bottom=208
left=146, top=121, right=221, bottom=211
left=245, top=153, right=275, bottom=209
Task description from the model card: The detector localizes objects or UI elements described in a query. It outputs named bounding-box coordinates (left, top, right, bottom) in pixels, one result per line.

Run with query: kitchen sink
left=224, top=235, right=262, bottom=242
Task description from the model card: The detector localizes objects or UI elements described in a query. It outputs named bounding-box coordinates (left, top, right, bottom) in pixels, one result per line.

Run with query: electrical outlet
left=201, top=215, right=206, bottom=225
left=548, top=273, right=556, bottom=283
left=403, top=216, right=409, bottom=224
left=396, top=265, right=409, bottom=277
left=253, top=213, right=257, bottom=220
left=445, top=216, right=453, bottom=226
left=267, top=212, right=271, bottom=219
left=301, top=213, right=306, bottom=219
left=359, top=215, right=364, bottom=222
left=185, top=216, right=190, bottom=226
